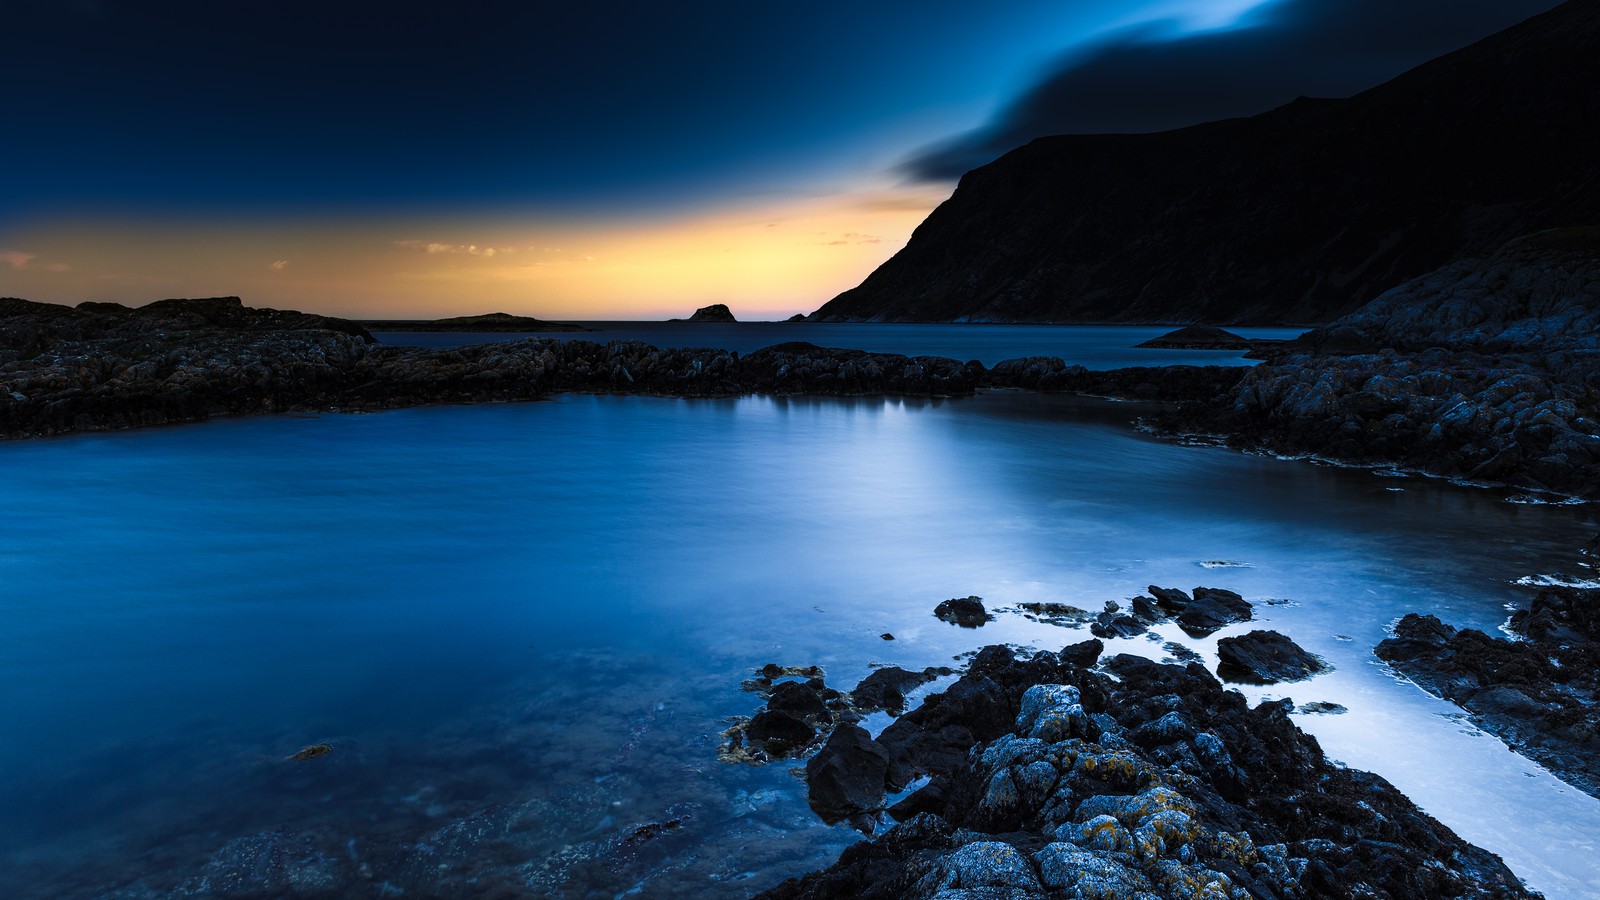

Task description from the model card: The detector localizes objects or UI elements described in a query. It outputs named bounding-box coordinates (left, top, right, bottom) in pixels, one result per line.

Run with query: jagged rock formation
left=1377, top=585, right=1600, bottom=798
left=762, top=644, right=1531, bottom=899
left=1184, top=228, right=1600, bottom=499
left=814, top=1, right=1600, bottom=324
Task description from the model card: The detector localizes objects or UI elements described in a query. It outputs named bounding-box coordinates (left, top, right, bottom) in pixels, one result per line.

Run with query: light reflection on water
left=1, top=392, right=1596, bottom=897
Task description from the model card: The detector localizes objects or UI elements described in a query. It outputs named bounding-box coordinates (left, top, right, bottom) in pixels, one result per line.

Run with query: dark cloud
left=906, top=0, right=1564, bottom=180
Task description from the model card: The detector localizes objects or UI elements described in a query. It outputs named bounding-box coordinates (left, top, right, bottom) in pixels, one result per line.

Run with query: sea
left=2, top=325, right=1597, bottom=898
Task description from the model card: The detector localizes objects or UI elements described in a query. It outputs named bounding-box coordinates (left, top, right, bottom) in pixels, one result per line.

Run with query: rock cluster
left=1090, top=586, right=1251, bottom=640
left=764, top=643, right=1530, bottom=899
left=1376, top=585, right=1600, bottom=797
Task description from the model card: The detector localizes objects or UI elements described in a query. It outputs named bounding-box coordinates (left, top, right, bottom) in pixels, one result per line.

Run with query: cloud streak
left=906, top=0, right=1562, bottom=180
left=394, top=240, right=515, bottom=257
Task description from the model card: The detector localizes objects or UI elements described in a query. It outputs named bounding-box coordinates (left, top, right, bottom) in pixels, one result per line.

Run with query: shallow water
left=374, top=321, right=1304, bottom=367
left=2, top=391, right=1597, bottom=897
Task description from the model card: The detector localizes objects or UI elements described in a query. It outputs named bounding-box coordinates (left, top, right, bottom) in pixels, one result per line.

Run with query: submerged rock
left=1215, top=630, right=1330, bottom=684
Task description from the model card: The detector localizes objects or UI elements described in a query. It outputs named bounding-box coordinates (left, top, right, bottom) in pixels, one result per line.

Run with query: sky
left=0, top=0, right=1562, bottom=319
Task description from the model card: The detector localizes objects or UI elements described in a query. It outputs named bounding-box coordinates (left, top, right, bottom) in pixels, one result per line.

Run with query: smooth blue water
left=373, top=322, right=1305, bottom=367
left=3, top=392, right=1598, bottom=897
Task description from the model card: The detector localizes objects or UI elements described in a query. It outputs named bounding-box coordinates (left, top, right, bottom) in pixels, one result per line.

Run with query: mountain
left=814, top=1, right=1600, bottom=325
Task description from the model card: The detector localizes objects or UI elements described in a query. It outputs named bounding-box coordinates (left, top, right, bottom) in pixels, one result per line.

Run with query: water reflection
left=0, top=393, right=1595, bottom=897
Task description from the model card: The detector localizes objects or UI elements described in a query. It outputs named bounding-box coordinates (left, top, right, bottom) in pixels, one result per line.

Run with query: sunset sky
left=1, top=0, right=1556, bottom=320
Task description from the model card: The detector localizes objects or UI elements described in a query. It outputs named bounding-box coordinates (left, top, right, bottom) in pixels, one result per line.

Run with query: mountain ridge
left=814, top=0, right=1600, bottom=325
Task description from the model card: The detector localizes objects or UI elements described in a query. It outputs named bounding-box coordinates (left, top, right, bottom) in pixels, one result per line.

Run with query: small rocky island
left=670, top=303, right=738, bottom=322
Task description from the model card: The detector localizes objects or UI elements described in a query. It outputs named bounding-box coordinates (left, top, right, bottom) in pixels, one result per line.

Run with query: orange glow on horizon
left=0, top=187, right=950, bottom=321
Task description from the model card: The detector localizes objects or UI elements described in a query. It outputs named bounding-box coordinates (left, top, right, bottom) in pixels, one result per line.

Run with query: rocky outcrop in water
left=1376, top=585, right=1600, bottom=798
left=763, top=643, right=1531, bottom=898
left=672, top=304, right=737, bottom=323
left=0, top=299, right=988, bottom=438
left=1216, top=631, right=1330, bottom=685
left=1135, top=326, right=1263, bottom=351
left=813, top=2, right=1600, bottom=325
left=985, top=359, right=1247, bottom=403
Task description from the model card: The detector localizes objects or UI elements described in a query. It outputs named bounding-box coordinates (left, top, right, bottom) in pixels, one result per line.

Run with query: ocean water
left=2, top=391, right=1598, bottom=898
left=373, top=322, right=1305, bottom=368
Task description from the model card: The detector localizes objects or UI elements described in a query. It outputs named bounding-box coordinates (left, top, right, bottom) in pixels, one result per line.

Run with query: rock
left=1175, top=587, right=1252, bottom=636
left=1296, top=701, right=1348, bottom=715
left=852, top=667, right=945, bottom=715
left=747, top=710, right=816, bottom=749
left=1134, top=325, right=1261, bottom=350
left=1215, top=630, right=1330, bottom=684
left=675, top=304, right=737, bottom=323
left=767, top=680, right=831, bottom=720
left=762, top=641, right=1532, bottom=899
left=804, top=724, right=890, bottom=823
left=880, top=632, right=895, bottom=641
left=287, top=743, right=333, bottom=761
left=1377, top=593, right=1600, bottom=797
left=786, top=314, right=808, bottom=323
left=933, top=596, right=993, bottom=628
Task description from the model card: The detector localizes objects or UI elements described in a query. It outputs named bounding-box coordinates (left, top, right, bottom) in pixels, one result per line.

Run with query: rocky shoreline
left=713, top=588, right=1536, bottom=898
left=1376, top=585, right=1600, bottom=799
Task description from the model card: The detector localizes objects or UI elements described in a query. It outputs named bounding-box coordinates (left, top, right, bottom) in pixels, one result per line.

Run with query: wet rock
left=747, top=710, right=816, bottom=749
left=852, top=667, right=946, bottom=715
left=767, top=681, right=831, bottom=719
left=287, top=743, right=333, bottom=761
left=805, top=724, right=890, bottom=824
left=934, top=596, right=993, bottom=628
left=1176, top=587, right=1252, bottom=636
left=1377, top=592, right=1600, bottom=797
left=762, top=641, right=1531, bottom=899
left=1215, top=630, right=1330, bottom=684
left=1296, top=701, right=1348, bottom=715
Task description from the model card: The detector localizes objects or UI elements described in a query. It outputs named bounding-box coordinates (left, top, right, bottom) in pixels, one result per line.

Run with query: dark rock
left=933, top=596, right=992, bottom=628
left=1057, top=639, right=1103, bottom=668
left=764, top=643, right=1532, bottom=899
left=1216, top=630, right=1330, bottom=684
left=852, top=667, right=941, bottom=715
left=880, top=633, right=894, bottom=641
left=747, top=710, right=816, bottom=749
left=1377, top=594, right=1600, bottom=797
left=786, top=314, right=807, bottom=323
left=1176, top=587, right=1252, bottom=636
left=1146, top=585, right=1191, bottom=612
left=767, top=681, right=831, bottom=720
left=675, top=304, right=737, bottom=323
left=1134, top=325, right=1262, bottom=350
left=812, top=3, right=1600, bottom=326
left=805, top=724, right=890, bottom=823
left=1297, top=701, right=1349, bottom=715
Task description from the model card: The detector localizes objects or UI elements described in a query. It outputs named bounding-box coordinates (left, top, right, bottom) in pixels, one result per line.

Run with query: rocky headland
left=672, top=303, right=738, bottom=323
left=811, top=1, right=1600, bottom=325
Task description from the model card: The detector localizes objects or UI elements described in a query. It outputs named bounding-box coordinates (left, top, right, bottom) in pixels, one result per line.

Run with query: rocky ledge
left=1157, top=229, right=1600, bottom=500
left=761, top=642, right=1530, bottom=899
left=1376, top=584, right=1600, bottom=798
left=0, top=299, right=985, bottom=438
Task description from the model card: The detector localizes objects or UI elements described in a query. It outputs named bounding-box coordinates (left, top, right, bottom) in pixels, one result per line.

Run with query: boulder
left=933, top=596, right=992, bottom=628
left=1216, top=630, right=1329, bottom=684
